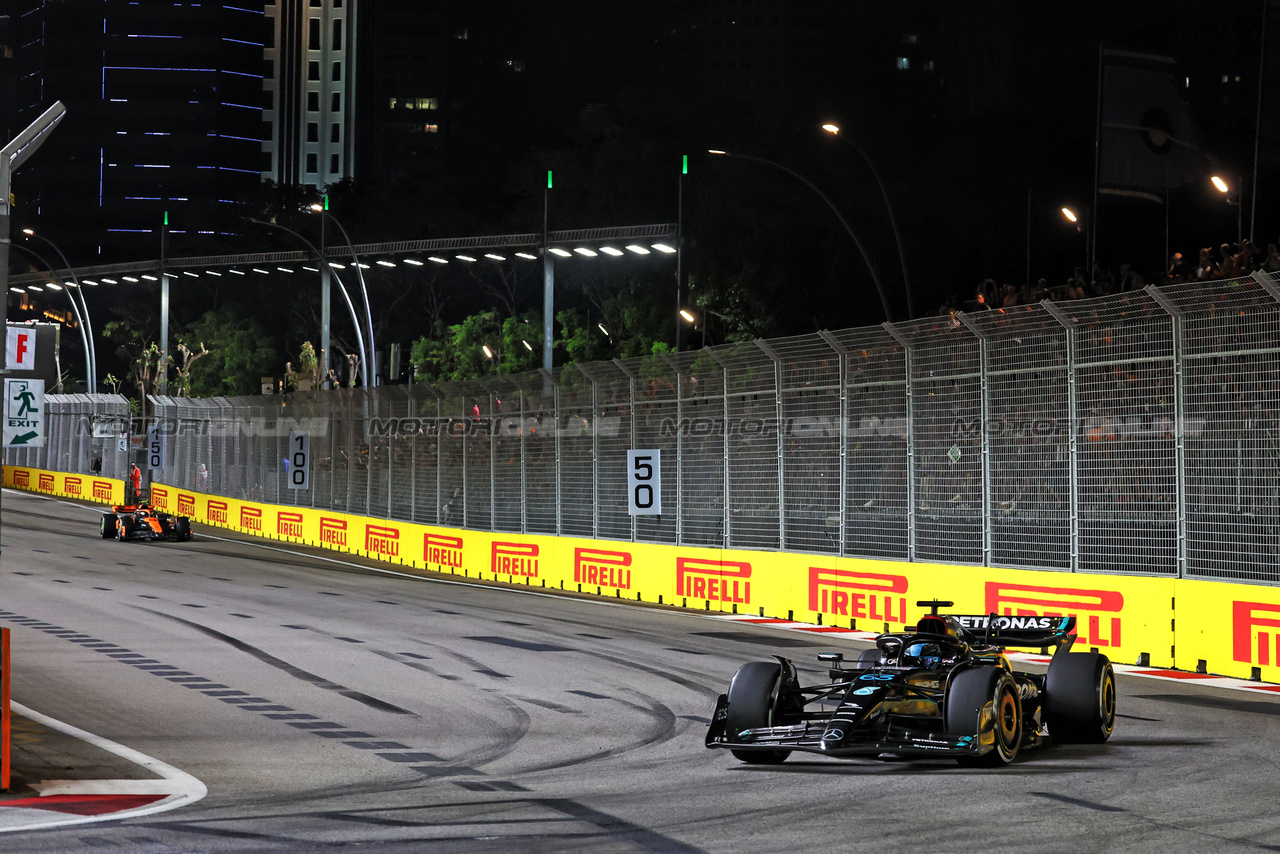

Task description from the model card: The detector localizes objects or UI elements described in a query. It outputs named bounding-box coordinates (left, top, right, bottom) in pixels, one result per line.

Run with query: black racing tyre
left=1044, top=651, right=1116, bottom=744
left=945, top=666, right=1021, bottom=766
left=175, top=517, right=193, bottom=541
left=99, top=515, right=115, bottom=538
left=725, top=661, right=791, bottom=765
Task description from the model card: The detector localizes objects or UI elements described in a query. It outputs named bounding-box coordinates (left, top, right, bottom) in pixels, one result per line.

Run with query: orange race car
left=99, top=503, right=193, bottom=543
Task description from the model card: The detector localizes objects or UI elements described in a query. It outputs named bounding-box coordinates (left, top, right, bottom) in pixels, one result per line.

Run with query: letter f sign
left=6, top=328, right=34, bottom=371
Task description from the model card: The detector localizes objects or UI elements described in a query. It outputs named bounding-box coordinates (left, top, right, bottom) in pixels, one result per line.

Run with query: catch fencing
left=3, top=394, right=133, bottom=481
left=12, top=272, right=1280, bottom=586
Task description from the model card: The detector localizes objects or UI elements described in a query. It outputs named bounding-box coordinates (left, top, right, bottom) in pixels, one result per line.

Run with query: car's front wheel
left=99, top=515, right=115, bottom=538
left=724, top=661, right=791, bottom=765
left=1044, top=651, right=1116, bottom=743
left=945, top=666, right=1021, bottom=766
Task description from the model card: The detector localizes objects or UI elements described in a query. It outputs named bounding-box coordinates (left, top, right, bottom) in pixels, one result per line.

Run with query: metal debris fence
left=11, top=272, right=1280, bottom=586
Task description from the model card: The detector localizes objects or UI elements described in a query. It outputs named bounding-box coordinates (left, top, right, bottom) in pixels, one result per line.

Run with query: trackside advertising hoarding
left=2, top=466, right=123, bottom=505
left=6, top=466, right=1278, bottom=684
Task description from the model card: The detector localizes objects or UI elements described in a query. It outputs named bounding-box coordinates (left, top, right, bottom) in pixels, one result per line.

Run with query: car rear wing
left=952, top=614, right=1077, bottom=650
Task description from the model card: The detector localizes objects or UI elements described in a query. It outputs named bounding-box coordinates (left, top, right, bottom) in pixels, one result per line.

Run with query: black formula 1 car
left=706, top=600, right=1115, bottom=766
left=99, top=503, right=193, bottom=543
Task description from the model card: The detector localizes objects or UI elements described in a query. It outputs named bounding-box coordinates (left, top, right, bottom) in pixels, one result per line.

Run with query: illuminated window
left=506, top=59, right=526, bottom=72
left=404, top=97, right=438, bottom=110
left=896, top=56, right=910, bottom=71
left=388, top=96, right=397, bottom=109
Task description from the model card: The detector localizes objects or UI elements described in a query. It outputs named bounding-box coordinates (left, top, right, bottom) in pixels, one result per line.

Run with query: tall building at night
left=10, top=1, right=269, bottom=263
left=261, top=0, right=359, bottom=188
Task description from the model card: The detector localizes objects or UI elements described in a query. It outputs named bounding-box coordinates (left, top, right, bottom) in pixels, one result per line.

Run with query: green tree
left=181, top=306, right=280, bottom=397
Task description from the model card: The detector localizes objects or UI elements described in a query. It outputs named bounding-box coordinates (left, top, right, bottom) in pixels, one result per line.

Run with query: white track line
left=0, top=702, right=207, bottom=833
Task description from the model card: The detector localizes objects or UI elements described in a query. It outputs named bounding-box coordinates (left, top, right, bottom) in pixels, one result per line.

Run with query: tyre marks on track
left=0, top=610, right=489, bottom=781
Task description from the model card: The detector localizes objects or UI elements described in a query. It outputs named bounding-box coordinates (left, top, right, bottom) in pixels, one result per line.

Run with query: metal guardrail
left=12, top=271, right=1280, bottom=586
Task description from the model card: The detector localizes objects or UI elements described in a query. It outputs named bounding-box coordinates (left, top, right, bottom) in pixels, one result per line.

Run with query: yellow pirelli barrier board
left=6, top=466, right=1276, bottom=683
left=1175, top=578, right=1280, bottom=686
left=3, top=466, right=124, bottom=505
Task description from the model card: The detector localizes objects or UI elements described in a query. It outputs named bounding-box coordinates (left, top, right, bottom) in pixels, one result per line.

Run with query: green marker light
left=164, top=211, right=169, bottom=226
left=682, top=155, right=688, bottom=175
left=324, top=194, right=330, bottom=211
left=547, top=170, right=553, bottom=189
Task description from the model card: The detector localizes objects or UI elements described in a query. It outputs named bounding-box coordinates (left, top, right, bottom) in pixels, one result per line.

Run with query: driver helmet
left=903, top=641, right=946, bottom=669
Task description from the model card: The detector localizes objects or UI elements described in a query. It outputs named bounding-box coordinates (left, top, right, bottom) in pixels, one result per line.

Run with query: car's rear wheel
left=725, top=661, right=791, bottom=765
left=1044, top=651, right=1116, bottom=743
left=945, top=666, right=1021, bottom=766
left=99, top=515, right=115, bottom=538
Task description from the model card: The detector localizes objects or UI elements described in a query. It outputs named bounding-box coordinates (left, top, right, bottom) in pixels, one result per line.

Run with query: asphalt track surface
left=2, top=489, right=1280, bottom=853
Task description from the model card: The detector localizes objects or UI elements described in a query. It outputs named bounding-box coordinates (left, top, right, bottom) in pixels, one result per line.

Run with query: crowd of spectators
left=949, top=237, right=1280, bottom=316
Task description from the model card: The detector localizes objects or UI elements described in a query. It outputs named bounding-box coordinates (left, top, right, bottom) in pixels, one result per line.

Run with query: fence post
left=539, top=368, right=560, bottom=536
left=1043, top=300, right=1080, bottom=573
left=754, top=339, right=785, bottom=550
left=613, top=358, right=639, bottom=542
left=957, top=314, right=992, bottom=567
left=660, top=354, right=684, bottom=546
left=1146, top=285, right=1189, bottom=579
left=819, top=331, right=850, bottom=557
left=882, top=322, right=916, bottom=562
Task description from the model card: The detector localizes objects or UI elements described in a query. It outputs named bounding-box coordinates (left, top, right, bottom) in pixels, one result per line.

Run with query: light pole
left=820, top=123, right=914, bottom=319
left=1061, top=206, right=1092, bottom=278
left=9, top=242, right=94, bottom=392
left=308, top=203, right=377, bottom=386
left=679, top=306, right=729, bottom=349
left=248, top=218, right=369, bottom=388
left=20, top=230, right=96, bottom=392
left=707, top=148, right=893, bottom=322
left=1211, top=175, right=1243, bottom=248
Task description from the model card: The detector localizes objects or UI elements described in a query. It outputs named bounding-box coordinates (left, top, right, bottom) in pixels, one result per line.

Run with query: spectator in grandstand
left=1197, top=247, right=1218, bottom=280
left=1264, top=243, right=1280, bottom=274
left=1219, top=243, right=1240, bottom=278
